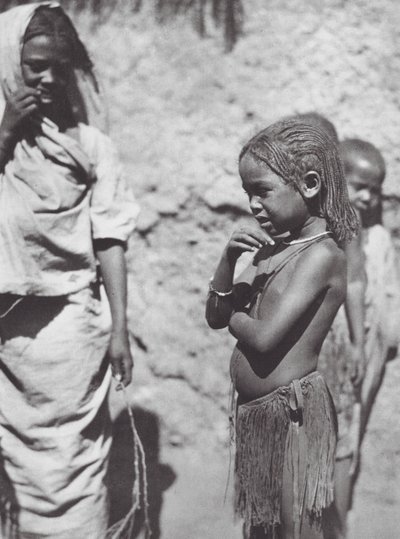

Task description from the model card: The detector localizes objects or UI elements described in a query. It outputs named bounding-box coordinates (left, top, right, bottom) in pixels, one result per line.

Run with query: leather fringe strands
left=233, top=371, right=337, bottom=538
left=106, top=386, right=151, bottom=539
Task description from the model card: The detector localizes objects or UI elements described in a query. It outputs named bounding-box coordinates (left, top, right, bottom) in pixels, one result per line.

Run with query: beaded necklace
left=282, top=231, right=332, bottom=246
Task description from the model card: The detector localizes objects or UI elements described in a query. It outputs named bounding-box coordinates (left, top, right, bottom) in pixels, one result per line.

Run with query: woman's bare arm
left=94, top=238, right=133, bottom=386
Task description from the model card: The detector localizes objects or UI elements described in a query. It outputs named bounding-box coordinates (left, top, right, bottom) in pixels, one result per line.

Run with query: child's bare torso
left=230, top=239, right=346, bottom=402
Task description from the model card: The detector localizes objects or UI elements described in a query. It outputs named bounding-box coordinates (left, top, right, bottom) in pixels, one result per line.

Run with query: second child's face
left=21, top=35, right=73, bottom=107
left=239, top=154, right=308, bottom=237
left=346, top=159, right=382, bottom=219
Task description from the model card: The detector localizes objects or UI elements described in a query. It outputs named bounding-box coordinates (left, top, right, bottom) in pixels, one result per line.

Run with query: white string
left=106, top=382, right=151, bottom=539
left=283, top=231, right=332, bottom=245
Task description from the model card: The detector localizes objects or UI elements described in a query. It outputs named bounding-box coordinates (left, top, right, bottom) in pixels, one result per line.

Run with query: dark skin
left=324, top=151, right=384, bottom=538
left=207, top=155, right=347, bottom=538
left=207, top=154, right=347, bottom=402
left=0, top=34, right=133, bottom=386
left=344, top=154, right=383, bottom=392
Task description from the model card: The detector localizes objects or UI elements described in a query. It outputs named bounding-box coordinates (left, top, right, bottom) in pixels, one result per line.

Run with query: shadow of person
left=108, top=407, right=176, bottom=539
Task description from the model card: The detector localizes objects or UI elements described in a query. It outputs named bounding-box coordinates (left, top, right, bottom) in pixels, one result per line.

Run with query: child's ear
left=299, top=171, right=321, bottom=199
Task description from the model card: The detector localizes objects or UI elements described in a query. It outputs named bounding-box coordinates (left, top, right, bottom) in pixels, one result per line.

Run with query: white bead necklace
left=282, top=231, right=332, bottom=246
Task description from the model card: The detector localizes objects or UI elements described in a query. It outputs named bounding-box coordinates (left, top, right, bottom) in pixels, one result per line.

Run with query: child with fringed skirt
left=206, top=118, right=359, bottom=539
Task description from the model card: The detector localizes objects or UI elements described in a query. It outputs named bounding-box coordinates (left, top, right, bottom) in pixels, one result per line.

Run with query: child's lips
left=255, top=216, right=270, bottom=229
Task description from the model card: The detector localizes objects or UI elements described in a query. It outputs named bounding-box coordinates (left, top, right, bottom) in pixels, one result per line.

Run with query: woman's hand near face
left=0, top=81, right=39, bottom=142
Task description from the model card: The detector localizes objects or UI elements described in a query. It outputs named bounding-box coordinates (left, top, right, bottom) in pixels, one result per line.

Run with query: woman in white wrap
left=0, top=3, right=138, bottom=538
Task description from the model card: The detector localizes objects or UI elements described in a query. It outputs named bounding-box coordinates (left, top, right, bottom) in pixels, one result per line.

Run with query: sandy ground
left=349, top=354, right=400, bottom=539
left=109, top=354, right=400, bottom=539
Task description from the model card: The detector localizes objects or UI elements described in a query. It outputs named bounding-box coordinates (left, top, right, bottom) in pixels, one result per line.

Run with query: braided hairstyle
left=239, top=118, right=359, bottom=243
left=23, top=5, right=93, bottom=72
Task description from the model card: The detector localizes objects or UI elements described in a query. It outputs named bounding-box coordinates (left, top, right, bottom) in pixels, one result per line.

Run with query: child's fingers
left=232, top=241, right=260, bottom=253
left=260, top=231, right=275, bottom=245
left=233, top=231, right=263, bottom=248
left=252, top=227, right=275, bottom=245
left=237, top=226, right=275, bottom=246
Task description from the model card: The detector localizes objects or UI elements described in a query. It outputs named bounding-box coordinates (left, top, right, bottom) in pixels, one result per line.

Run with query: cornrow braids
left=240, top=118, right=359, bottom=243
left=23, top=6, right=93, bottom=72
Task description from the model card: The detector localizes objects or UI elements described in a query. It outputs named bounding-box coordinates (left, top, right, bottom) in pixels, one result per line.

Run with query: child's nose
left=250, top=195, right=262, bottom=211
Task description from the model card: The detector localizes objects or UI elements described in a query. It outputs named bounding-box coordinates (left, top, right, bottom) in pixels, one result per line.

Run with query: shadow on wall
left=108, top=407, right=176, bottom=539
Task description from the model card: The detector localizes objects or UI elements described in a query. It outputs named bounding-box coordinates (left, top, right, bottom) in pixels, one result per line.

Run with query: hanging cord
left=106, top=379, right=151, bottom=539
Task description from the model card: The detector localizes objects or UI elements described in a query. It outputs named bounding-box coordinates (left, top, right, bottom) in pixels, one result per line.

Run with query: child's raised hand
left=225, top=225, right=274, bottom=260
left=107, top=328, right=134, bottom=389
left=1, top=80, right=40, bottom=138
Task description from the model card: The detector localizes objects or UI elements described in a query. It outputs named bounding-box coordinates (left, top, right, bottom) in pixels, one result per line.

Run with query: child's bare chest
left=250, top=248, right=296, bottom=316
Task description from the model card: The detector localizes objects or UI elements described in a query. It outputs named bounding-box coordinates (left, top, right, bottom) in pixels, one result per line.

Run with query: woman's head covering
left=0, top=2, right=108, bottom=132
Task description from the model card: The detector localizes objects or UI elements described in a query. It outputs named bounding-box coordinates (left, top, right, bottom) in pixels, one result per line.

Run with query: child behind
left=341, top=139, right=400, bottom=427
left=206, top=118, right=358, bottom=539
left=317, top=137, right=400, bottom=539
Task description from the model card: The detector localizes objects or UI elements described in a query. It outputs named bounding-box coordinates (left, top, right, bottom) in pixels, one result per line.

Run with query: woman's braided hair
left=239, top=118, right=359, bottom=243
left=23, top=5, right=93, bottom=71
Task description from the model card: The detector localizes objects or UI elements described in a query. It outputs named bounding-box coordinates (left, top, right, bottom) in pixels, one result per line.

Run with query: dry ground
left=108, top=353, right=400, bottom=538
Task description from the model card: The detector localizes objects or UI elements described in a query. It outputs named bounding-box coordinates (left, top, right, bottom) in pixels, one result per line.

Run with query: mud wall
left=72, top=0, right=400, bottom=449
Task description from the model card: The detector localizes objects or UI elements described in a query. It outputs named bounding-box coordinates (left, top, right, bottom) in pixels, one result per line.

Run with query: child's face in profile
left=346, top=157, right=382, bottom=222
left=239, top=154, right=308, bottom=237
left=21, top=35, right=73, bottom=108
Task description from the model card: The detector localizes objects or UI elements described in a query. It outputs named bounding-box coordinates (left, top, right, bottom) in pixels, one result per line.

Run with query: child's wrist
left=208, top=277, right=233, bottom=297
left=222, top=247, right=240, bottom=267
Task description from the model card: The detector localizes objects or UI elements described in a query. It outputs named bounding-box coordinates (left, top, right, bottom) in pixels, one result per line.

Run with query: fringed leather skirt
left=234, top=371, right=337, bottom=539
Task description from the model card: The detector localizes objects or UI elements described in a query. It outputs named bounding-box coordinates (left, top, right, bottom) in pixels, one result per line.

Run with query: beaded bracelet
left=208, top=278, right=233, bottom=297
